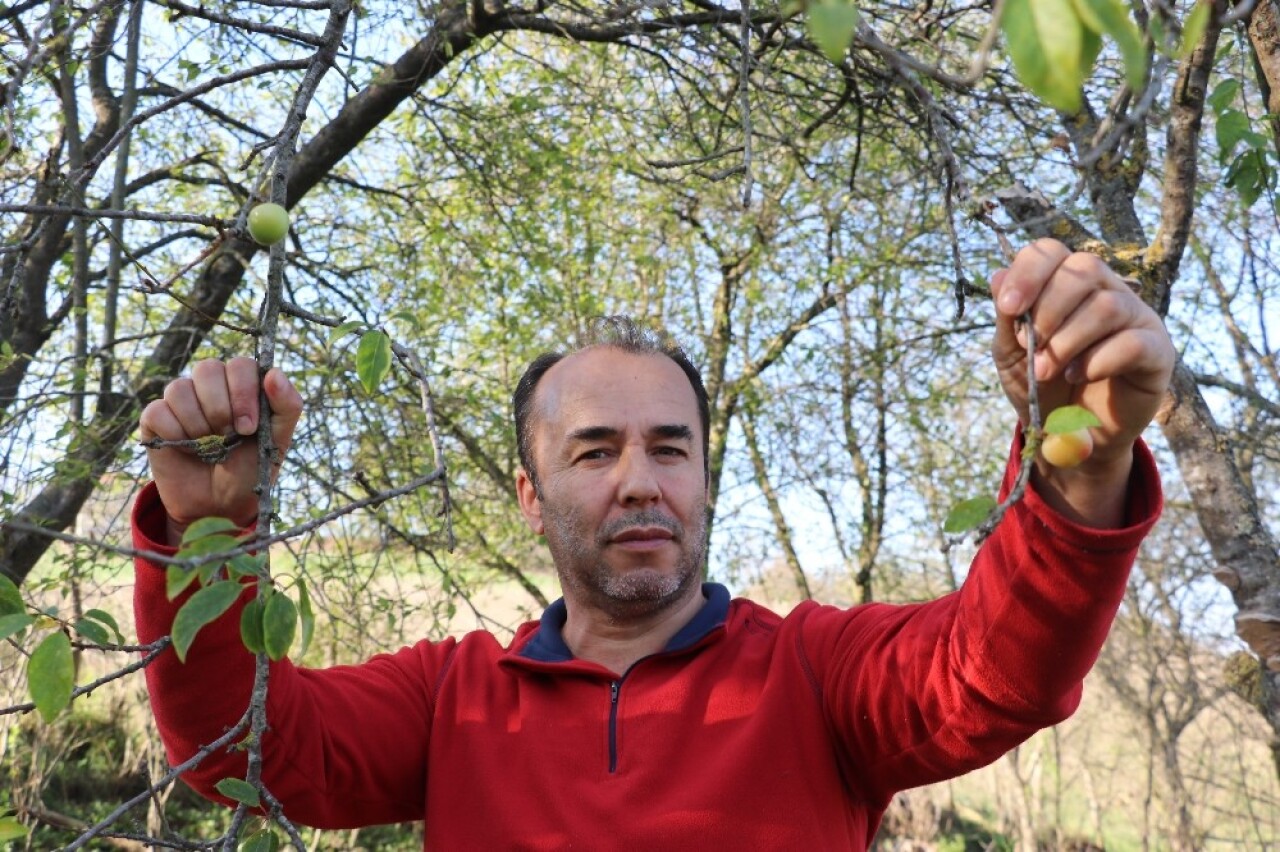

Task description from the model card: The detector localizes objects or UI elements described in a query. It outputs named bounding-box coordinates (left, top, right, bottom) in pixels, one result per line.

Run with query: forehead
left=534, top=347, right=699, bottom=438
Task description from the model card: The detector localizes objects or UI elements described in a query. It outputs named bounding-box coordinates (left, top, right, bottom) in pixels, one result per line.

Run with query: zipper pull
left=610, top=680, right=620, bottom=704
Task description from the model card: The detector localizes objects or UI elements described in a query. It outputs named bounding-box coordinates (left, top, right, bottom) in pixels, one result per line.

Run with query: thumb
left=989, top=268, right=1028, bottom=370
left=262, top=367, right=304, bottom=460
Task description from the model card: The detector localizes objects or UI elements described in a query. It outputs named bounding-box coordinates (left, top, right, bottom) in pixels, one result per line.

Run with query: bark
left=0, top=3, right=124, bottom=415
left=0, top=391, right=135, bottom=584
left=1156, top=363, right=1280, bottom=692
left=1247, top=0, right=1280, bottom=154
left=1061, top=104, right=1146, bottom=245
left=1145, top=0, right=1224, bottom=315
left=741, top=407, right=811, bottom=600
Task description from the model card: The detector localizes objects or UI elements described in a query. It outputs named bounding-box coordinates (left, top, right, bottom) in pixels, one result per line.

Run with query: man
left=134, top=239, right=1174, bottom=848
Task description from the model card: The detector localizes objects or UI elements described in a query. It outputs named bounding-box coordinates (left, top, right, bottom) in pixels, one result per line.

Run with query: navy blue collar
left=519, top=583, right=731, bottom=663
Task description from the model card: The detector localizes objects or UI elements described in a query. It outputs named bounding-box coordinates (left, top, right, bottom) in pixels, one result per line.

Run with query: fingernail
left=998, top=289, right=1022, bottom=314
left=237, top=415, right=254, bottom=435
left=1064, top=361, right=1084, bottom=384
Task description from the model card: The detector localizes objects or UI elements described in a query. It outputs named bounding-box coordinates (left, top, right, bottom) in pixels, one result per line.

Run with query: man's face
left=516, top=347, right=708, bottom=619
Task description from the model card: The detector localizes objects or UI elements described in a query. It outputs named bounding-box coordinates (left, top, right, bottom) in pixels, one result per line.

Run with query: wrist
left=163, top=512, right=257, bottom=548
left=164, top=516, right=189, bottom=548
left=1031, top=444, right=1135, bottom=529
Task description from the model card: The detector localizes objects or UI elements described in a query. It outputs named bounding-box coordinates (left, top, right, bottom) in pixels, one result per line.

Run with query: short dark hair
left=512, top=316, right=710, bottom=496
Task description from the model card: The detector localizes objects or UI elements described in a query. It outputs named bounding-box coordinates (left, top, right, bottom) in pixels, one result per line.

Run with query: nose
left=616, top=447, right=661, bottom=506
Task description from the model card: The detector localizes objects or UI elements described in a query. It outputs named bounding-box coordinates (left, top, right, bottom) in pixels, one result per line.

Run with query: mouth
left=608, top=526, right=676, bottom=551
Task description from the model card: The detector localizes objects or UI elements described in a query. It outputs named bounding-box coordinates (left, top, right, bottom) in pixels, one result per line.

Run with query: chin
left=599, top=566, right=694, bottom=605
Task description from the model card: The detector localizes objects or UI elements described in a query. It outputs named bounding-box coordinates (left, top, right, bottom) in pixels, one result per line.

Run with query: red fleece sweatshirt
left=133, top=441, right=1161, bottom=850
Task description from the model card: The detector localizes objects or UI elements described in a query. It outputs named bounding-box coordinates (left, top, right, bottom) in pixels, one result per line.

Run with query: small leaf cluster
left=1, top=574, right=125, bottom=723
left=1207, top=76, right=1278, bottom=210
left=168, top=520, right=315, bottom=665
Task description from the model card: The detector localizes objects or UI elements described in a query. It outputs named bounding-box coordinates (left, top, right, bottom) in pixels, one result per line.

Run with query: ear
left=515, top=467, right=545, bottom=534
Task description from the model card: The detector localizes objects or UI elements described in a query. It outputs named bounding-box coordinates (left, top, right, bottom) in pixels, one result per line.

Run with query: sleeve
left=132, top=481, right=453, bottom=829
left=796, top=435, right=1162, bottom=806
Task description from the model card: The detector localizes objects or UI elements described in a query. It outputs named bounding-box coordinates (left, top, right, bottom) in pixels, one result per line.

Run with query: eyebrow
left=566, top=424, right=694, bottom=443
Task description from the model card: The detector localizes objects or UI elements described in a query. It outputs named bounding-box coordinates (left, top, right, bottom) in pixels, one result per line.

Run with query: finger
left=162, top=376, right=214, bottom=438
left=1060, top=326, right=1175, bottom=398
left=225, top=356, right=262, bottom=436
left=993, top=239, right=1071, bottom=318
left=990, top=268, right=1028, bottom=370
left=263, top=367, right=303, bottom=459
left=1031, top=286, right=1139, bottom=383
left=139, top=399, right=185, bottom=443
left=191, top=360, right=234, bottom=435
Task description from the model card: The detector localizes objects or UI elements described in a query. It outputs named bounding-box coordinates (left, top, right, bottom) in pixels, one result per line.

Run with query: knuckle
left=191, top=359, right=225, bottom=381
left=1024, top=237, right=1070, bottom=262
left=163, top=376, right=192, bottom=400
left=1061, top=251, right=1106, bottom=278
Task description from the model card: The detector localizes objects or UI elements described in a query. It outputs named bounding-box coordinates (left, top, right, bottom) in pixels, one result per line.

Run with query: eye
left=654, top=446, right=688, bottom=459
left=575, top=448, right=611, bottom=463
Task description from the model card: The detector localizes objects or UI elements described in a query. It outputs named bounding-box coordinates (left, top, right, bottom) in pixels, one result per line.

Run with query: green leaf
left=240, top=596, right=266, bottom=654
left=807, top=0, right=860, bottom=64
left=28, top=631, right=75, bottom=722
left=944, top=496, right=998, bottom=534
left=178, top=533, right=242, bottom=560
left=1044, top=404, right=1103, bottom=433
left=0, top=573, right=23, bottom=616
left=1216, top=109, right=1251, bottom=162
left=84, top=608, right=124, bottom=644
left=356, top=330, right=392, bottom=394
left=1070, top=0, right=1146, bottom=90
left=1180, top=0, right=1212, bottom=58
left=327, top=319, right=365, bottom=347
left=215, top=777, right=261, bottom=807
left=0, top=612, right=34, bottom=641
left=73, top=618, right=111, bottom=646
left=227, top=554, right=266, bottom=580
left=0, top=817, right=29, bottom=842
left=1079, top=28, right=1103, bottom=79
left=263, top=590, right=298, bottom=661
left=1002, top=0, right=1087, bottom=113
left=1206, top=78, right=1240, bottom=114
left=296, top=578, right=315, bottom=660
left=172, top=580, right=243, bottom=662
left=239, top=829, right=279, bottom=852
left=182, top=517, right=242, bottom=544
left=1225, top=150, right=1270, bottom=206
left=166, top=565, right=201, bottom=600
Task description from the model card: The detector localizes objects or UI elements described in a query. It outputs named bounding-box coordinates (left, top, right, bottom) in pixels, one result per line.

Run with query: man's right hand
left=139, top=357, right=304, bottom=546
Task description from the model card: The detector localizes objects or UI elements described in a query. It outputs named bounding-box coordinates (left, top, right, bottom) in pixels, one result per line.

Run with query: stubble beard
left=542, top=502, right=707, bottom=619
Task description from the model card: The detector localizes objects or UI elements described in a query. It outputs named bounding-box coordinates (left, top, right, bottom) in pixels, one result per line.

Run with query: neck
left=561, top=583, right=706, bottom=676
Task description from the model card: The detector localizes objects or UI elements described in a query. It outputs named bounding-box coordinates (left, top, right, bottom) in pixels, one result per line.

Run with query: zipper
left=608, top=679, right=621, bottom=773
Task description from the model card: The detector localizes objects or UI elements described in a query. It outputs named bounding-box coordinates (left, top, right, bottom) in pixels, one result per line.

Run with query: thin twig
left=391, top=342, right=455, bottom=551
left=0, top=204, right=228, bottom=226
left=0, top=637, right=172, bottom=718
left=950, top=219, right=1044, bottom=549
